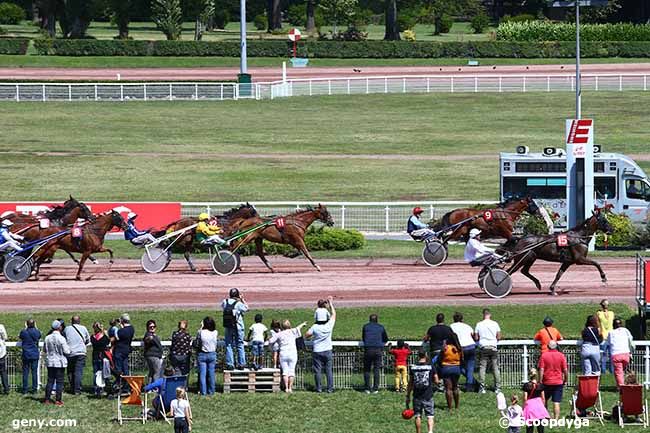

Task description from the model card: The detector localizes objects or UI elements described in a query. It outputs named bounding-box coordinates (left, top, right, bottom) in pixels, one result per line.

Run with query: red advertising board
left=0, top=202, right=181, bottom=232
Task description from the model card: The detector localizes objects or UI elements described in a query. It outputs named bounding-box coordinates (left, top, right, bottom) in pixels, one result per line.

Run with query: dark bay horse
left=498, top=210, right=613, bottom=295
left=432, top=197, right=539, bottom=241
left=35, top=210, right=127, bottom=280
left=151, top=203, right=258, bottom=271
left=231, top=204, right=335, bottom=272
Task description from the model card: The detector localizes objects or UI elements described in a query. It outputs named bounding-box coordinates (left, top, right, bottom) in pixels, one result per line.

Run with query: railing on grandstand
left=181, top=201, right=491, bottom=234
left=4, top=340, right=650, bottom=391
left=1, top=74, right=648, bottom=102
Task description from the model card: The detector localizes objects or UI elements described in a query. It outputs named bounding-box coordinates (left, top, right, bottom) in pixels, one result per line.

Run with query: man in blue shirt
left=362, top=314, right=388, bottom=394
left=124, top=212, right=156, bottom=245
left=19, top=319, right=41, bottom=394
left=221, top=288, right=249, bottom=370
left=407, top=207, right=435, bottom=240
left=114, top=314, right=135, bottom=392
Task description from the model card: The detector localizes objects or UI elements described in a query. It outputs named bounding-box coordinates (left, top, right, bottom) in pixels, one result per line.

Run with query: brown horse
left=231, top=204, right=334, bottom=272
left=432, top=197, right=539, bottom=241
left=35, top=210, right=127, bottom=280
left=151, top=203, right=259, bottom=271
left=498, top=210, right=613, bottom=295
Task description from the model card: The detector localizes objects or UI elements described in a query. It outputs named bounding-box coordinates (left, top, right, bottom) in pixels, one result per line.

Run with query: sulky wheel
left=482, top=268, right=512, bottom=299
left=141, top=247, right=171, bottom=274
left=478, top=267, right=489, bottom=289
left=212, top=251, right=238, bottom=276
left=3, top=256, right=33, bottom=283
left=421, top=240, right=447, bottom=267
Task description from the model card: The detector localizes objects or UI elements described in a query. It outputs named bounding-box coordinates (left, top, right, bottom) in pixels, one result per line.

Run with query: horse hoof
left=550, top=290, right=558, bottom=296
left=315, top=266, right=322, bottom=272
left=75, top=276, right=81, bottom=281
left=91, top=259, right=98, bottom=265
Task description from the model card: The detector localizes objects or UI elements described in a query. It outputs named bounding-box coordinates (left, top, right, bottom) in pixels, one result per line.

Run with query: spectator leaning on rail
left=474, top=308, right=501, bottom=394
left=0, top=323, right=8, bottom=394
left=44, top=320, right=71, bottom=406
left=170, top=320, right=192, bottom=377
left=63, top=315, right=90, bottom=395
left=19, top=319, right=41, bottom=395
left=607, top=318, right=635, bottom=389
left=538, top=340, right=567, bottom=420
left=533, top=317, right=563, bottom=354
left=362, top=314, right=388, bottom=394
left=423, top=313, right=455, bottom=369
left=305, top=296, right=336, bottom=393
left=580, top=315, right=602, bottom=376
left=450, top=312, right=477, bottom=392
left=221, top=288, right=249, bottom=370
left=596, top=299, right=614, bottom=374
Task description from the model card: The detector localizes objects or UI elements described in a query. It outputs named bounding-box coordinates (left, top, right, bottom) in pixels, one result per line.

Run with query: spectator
left=196, top=317, right=218, bottom=396
left=221, top=288, right=249, bottom=370
left=405, top=350, right=437, bottom=433
left=388, top=339, right=411, bottom=392
left=450, top=312, right=477, bottom=392
left=108, top=318, right=120, bottom=342
left=596, top=299, right=614, bottom=373
left=362, top=314, right=388, bottom=394
left=144, top=319, right=163, bottom=383
left=19, top=319, right=41, bottom=394
left=247, top=314, right=268, bottom=371
left=90, top=322, right=109, bottom=397
left=63, top=315, right=90, bottom=395
left=607, top=318, right=634, bottom=388
left=269, top=320, right=281, bottom=369
left=144, top=366, right=176, bottom=419
left=170, top=387, right=192, bottom=433
left=170, top=320, right=192, bottom=377
left=267, top=319, right=307, bottom=393
left=475, top=308, right=502, bottom=394
left=305, top=296, right=336, bottom=393
left=314, top=299, right=331, bottom=323
left=538, top=340, right=567, bottom=419
left=423, top=313, right=454, bottom=366
left=580, top=315, right=602, bottom=375
left=439, top=336, right=463, bottom=410
left=44, top=320, right=71, bottom=406
left=506, top=394, right=523, bottom=433
left=114, top=313, right=135, bottom=391
left=522, top=368, right=548, bottom=433
left=0, top=323, right=7, bottom=394
left=533, top=317, right=563, bottom=354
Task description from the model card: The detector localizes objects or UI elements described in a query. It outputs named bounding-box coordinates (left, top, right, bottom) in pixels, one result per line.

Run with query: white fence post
left=645, top=346, right=650, bottom=389
left=42, top=84, right=46, bottom=101
left=499, top=76, right=503, bottom=93
left=619, top=75, right=623, bottom=91
left=429, top=205, right=434, bottom=221
left=384, top=77, right=388, bottom=94
left=474, top=76, right=478, bottom=93
left=309, top=80, right=313, bottom=96
left=385, top=206, right=390, bottom=232
left=522, top=344, right=529, bottom=384
left=402, top=77, right=406, bottom=93
left=426, top=77, right=430, bottom=93
left=143, top=84, right=147, bottom=101
left=15, top=84, right=19, bottom=102
left=328, top=80, right=332, bottom=96
left=450, top=77, right=454, bottom=93
left=547, top=76, right=550, bottom=92
left=94, top=84, right=98, bottom=101
left=522, top=76, right=526, bottom=93
left=366, top=78, right=369, bottom=94
left=340, top=205, right=346, bottom=230
left=195, top=84, right=198, bottom=100
left=169, top=84, right=173, bottom=101
left=347, top=79, right=350, bottom=95
left=595, top=76, right=598, bottom=91
left=68, top=84, right=72, bottom=101
left=120, top=84, right=124, bottom=101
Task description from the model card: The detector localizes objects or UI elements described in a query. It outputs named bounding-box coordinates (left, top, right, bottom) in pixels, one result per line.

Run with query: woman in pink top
left=268, top=320, right=307, bottom=393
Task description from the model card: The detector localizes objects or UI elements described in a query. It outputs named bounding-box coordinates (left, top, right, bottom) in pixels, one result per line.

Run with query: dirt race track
left=0, top=256, right=639, bottom=311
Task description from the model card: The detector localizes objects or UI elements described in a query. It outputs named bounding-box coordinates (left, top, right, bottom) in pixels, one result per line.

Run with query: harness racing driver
left=0, top=219, right=24, bottom=252
left=196, top=213, right=229, bottom=246
left=464, top=228, right=502, bottom=266
left=124, top=212, right=156, bottom=246
left=407, top=207, right=436, bottom=240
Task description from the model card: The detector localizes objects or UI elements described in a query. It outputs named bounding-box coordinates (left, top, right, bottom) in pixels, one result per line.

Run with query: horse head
left=316, top=204, right=334, bottom=227
left=592, top=209, right=613, bottom=235
left=525, top=196, right=540, bottom=215
left=77, top=201, right=96, bottom=222
left=110, top=209, right=128, bottom=231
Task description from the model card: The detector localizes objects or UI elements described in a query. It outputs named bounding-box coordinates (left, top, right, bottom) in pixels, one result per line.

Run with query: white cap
left=127, top=212, right=137, bottom=220
left=1, top=219, right=13, bottom=227
left=469, top=228, right=481, bottom=238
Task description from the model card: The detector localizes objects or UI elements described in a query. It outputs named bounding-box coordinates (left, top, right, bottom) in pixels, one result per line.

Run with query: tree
left=306, top=0, right=316, bottom=32
left=184, top=0, right=215, bottom=40
left=152, top=0, right=183, bottom=40
left=35, top=0, right=57, bottom=36
left=383, top=0, right=399, bottom=40
left=266, top=0, right=281, bottom=31
left=319, top=0, right=357, bottom=36
left=109, top=0, right=132, bottom=39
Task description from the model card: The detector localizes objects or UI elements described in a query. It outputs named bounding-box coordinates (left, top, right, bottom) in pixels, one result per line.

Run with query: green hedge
left=497, top=22, right=650, bottom=42
left=29, top=38, right=650, bottom=58
left=0, top=37, right=28, bottom=54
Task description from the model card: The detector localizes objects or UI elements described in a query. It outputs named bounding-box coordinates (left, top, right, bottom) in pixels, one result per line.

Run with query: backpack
left=223, top=300, right=239, bottom=329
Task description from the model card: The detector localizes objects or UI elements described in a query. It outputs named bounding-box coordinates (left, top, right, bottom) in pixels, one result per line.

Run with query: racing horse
left=497, top=209, right=613, bottom=295
left=151, top=203, right=258, bottom=272
left=230, top=204, right=335, bottom=272
left=34, top=210, right=127, bottom=280
left=432, top=197, right=539, bottom=241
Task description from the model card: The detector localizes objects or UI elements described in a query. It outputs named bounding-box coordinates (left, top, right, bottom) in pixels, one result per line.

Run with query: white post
left=68, top=84, right=72, bottom=101
left=143, top=84, right=147, bottom=101
left=207, top=205, right=211, bottom=216
left=595, top=76, right=598, bottom=91
left=522, top=76, right=526, bottom=93
left=571, top=76, right=574, bottom=91
left=169, top=84, right=172, bottom=100
left=120, top=84, right=124, bottom=101
left=328, top=80, right=331, bottom=96
left=385, top=206, right=390, bottom=233
left=429, top=205, right=434, bottom=221
left=366, top=78, right=369, bottom=94
left=220, top=85, right=224, bottom=100
left=42, top=84, right=46, bottom=101
left=384, top=77, right=388, bottom=93
left=474, top=76, right=478, bottom=93
left=94, top=84, right=98, bottom=101
left=499, top=76, right=503, bottom=93
left=450, top=77, right=454, bottom=93
left=282, top=61, right=287, bottom=82
left=619, top=75, right=623, bottom=91
left=402, top=77, right=406, bottom=93
left=645, top=346, right=650, bottom=389
left=547, top=76, right=550, bottom=92
left=195, top=84, right=198, bottom=100
left=15, top=84, right=19, bottom=102
left=340, top=205, right=346, bottom=229
left=522, top=344, right=529, bottom=384
left=426, top=77, right=430, bottom=93
left=347, top=79, right=350, bottom=95
left=309, top=80, right=312, bottom=96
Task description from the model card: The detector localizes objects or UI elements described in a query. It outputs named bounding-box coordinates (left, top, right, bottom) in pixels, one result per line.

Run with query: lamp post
left=238, top=0, right=252, bottom=96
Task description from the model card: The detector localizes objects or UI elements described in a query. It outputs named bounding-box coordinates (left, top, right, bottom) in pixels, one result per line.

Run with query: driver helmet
left=469, top=228, right=481, bottom=239
left=412, top=207, right=424, bottom=216
left=198, top=213, right=209, bottom=221
left=1, top=219, right=13, bottom=227
left=127, top=212, right=137, bottom=220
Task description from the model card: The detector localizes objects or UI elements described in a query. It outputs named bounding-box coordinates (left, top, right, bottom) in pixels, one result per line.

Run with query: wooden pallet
left=223, top=368, right=281, bottom=393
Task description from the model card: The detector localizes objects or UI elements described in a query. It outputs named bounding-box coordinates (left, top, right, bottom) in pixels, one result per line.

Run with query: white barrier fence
left=4, top=340, right=650, bottom=391
left=181, top=201, right=492, bottom=234
left=1, top=73, right=648, bottom=102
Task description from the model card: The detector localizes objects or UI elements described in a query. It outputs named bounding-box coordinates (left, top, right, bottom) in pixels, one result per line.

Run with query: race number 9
left=483, top=210, right=493, bottom=222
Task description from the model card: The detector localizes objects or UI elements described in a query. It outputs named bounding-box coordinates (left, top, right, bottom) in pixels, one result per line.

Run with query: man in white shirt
left=474, top=308, right=502, bottom=394
left=305, top=296, right=336, bottom=393
left=464, top=228, right=499, bottom=265
left=450, top=312, right=476, bottom=392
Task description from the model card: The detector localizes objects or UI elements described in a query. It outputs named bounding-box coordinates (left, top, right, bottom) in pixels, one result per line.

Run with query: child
left=314, top=299, right=331, bottom=324
left=522, top=368, right=549, bottom=433
left=406, top=350, right=437, bottom=433
left=247, top=314, right=268, bottom=370
left=269, top=320, right=281, bottom=369
left=389, top=339, right=411, bottom=392
left=506, top=394, right=523, bottom=433
left=170, top=387, right=192, bottom=433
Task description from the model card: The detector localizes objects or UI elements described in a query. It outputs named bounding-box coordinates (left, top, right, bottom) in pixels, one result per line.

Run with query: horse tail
left=432, top=211, right=452, bottom=231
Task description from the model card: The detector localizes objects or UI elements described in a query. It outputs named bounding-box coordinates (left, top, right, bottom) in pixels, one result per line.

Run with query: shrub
left=496, top=21, right=650, bottom=42
left=0, top=2, right=24, bottom=25
left=0, top=25, right=6, bottom=35
left=333, top=25, right=367, bottom=41
left=402, top=29, right=416, bottom=42
left=595, top=212, right=638, bottom=248
left=470, top=13, right=490, bottom=34
left=0, top=37, right=28, bottom=54
left=501, top=14, right=536, bottom=23
left=397, top=8, right=417, bottom=32
left=253, top=14, right=266, bottom=31
left=151, top=0, right=183, bottom=40
left=439, top=14, right=453, bottom=34
left=213, top=8, right=229, bottom=29
left=237, top=227, right=365, bottom=256
left=287, top=3, right=306, bottom=26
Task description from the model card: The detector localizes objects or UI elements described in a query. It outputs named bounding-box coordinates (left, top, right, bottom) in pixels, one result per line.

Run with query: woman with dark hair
left=143, top=319, right=163, bottom=383
left=170, top=320, right=192, bottom=376
left=196, top=317, right=218, bottom=396
left=90, top=322, right=109, bottom=397
left=439, top=335, right=463, bottom=410
left=580, top=315, right=602, bottom=375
